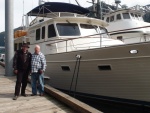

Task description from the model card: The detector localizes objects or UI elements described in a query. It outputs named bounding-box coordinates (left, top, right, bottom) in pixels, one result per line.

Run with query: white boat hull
left=45, top=42, right=150, bottom=104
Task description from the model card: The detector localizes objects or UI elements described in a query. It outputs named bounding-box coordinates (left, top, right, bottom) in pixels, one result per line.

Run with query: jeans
left=31, top=73, right=44, bottom=95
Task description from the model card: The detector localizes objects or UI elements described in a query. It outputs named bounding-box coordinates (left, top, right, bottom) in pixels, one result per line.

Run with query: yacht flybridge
left=14, top=2, right=150, bottom=106
left=14, top=2, right=123, bottom=53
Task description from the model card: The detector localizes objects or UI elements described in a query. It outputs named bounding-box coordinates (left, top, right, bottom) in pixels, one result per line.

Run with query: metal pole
left=25, top=15, right=29, bottom=28
left=97, top=0, right=102, bottom=19
left=66, top=41, right=67, bottom=52
left=92, top=0, right=96, bottom=17
left=5, top=0, right=14, bottom=76
left=100, top=0, right=102, bottom=20
left=97, top=0, right=100, bottom=18
left=39, top=0, right=42, bottom=5
left=75, top=0, right=81, bottom=6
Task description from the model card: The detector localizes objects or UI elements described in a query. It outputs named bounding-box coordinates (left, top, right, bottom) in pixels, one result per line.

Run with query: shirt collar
left=34, top=52, right=41, bottom=55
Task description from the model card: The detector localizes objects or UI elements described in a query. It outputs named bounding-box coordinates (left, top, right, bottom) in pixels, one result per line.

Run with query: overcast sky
left=0, top=0, right=150, bottom=32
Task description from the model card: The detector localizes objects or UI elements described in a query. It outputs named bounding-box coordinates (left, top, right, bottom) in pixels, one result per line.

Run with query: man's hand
left=38, top=69, right=43, bottom=74
left=14, top=70, right=18, bottom=74
left=28, top=71, right=31, bottom=76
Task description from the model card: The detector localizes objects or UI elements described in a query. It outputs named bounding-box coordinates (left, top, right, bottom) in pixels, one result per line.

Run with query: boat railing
left=108, top=25, right=150, bottom=34
left=129, top=5, right=150, bottom=13
left=29, top=12, right=86, bottom=26
left=46, top=33, right=108, bottom=45
left=46, top=12, right=86, bottom=18
left=46, top=25, right=150, bottom=45
left=45, top=33, right=123, bottom=53
left=45, top=25, right=150, bottom=54
left=108, top=25, right=150, bottom=43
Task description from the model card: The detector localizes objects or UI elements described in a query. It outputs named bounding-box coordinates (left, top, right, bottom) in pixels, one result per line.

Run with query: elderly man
left=13, top=43, right=31, bottom=100
left=31, top=45, right=46, bottom=96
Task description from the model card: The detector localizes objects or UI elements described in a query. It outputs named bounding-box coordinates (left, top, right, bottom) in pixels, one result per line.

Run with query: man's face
left=22, top=46, right=28, bottom=52
left=35, top=47, right=40, bottom=54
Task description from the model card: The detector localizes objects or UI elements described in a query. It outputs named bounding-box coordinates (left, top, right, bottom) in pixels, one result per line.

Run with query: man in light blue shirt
left=31, top=45, right=46, bottom=96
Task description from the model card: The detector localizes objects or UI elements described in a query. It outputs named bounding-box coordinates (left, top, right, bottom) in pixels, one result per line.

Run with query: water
left=76, top=96, right=150, bottom=113
left=44, top=80, right=150, bottom=113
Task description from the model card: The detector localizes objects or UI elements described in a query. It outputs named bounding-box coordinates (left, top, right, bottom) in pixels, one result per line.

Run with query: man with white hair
left=31, top=45, right=46, bottom=96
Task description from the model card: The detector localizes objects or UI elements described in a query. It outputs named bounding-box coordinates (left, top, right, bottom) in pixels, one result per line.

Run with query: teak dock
left=0, top=62, right=102, bottom=113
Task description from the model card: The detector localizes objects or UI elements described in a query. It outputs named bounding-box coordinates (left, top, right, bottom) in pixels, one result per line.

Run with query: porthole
left=98, top=65, right=111, bottom=71
left=61, top=66, right=70, bottom=71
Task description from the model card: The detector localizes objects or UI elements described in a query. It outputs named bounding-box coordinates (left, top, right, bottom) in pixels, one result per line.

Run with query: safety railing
left=45, top=33, right=123, bottom=54
left=45, top=25, right=150, bottom=54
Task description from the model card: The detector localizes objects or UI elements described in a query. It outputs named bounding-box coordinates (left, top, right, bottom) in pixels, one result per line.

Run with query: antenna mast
left=39, top=0, right=45, bottom=5
left=92, top=0, right=96, bottom=17
left=115, top=0, right=121, bottom=9
left=75, top=0, right=81, bottom=6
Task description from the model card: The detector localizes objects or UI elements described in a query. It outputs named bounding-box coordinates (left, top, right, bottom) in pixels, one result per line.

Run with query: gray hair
left=35, top=45, right=40, bottom=49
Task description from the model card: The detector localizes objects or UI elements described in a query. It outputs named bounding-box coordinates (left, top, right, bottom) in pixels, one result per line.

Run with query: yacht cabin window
left=56, top=23, right=80, bottom=36
left=14, top=43, right=17, bottom=51
left=42, top=26, right=45, bottom=39
left=123, top=13, right=130, bottom=19
left=130, top=13, right=135, bottom=19
left=80, top=24, right=98, bottom=35
left=19, top=43, right=22, bottom=49
left=116, top=14, right=121, bottom=20
left=99, top=27, right=107, bottom=33
left=27, top=42, right=30, bottom=45
left=36, top=28, right=40, bottom=40
left=106, top=17, right=109, bottom=23
left=48, top=24, right=56, bottom=38
left=130, top=13, right=143, bottom=20
left=99, top=27, right=109, bottom=38
left=117, top=36, right=123, bottom=41
left=110, top=16, right=114, bottom=22
left=138, top=15, right=143, bottom=21
left=135, top=14, right=139, bottom=20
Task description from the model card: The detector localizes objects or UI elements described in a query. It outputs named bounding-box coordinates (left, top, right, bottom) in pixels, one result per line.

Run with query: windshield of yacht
left=80, top=24, right=99, bottom=36
left=138, top=15, right=143, bottom=21
left=131, top=13, right=143, bottom=21
left=99, top=27, right=109, bottom=38
left=56, top=23, right=80, bottom=36
left=123, top=13, right=130, bottom=19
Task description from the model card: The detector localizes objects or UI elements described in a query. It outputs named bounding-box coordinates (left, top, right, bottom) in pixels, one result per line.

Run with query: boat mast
left=39, top=0, right=42, bottom=5
left=97, top=0, right=102, bottom=19
left=39, top=0, right=45, bottom=5
left=92, top=0, right=97, bottom=17
left=115, top=0, right=121, bottom=9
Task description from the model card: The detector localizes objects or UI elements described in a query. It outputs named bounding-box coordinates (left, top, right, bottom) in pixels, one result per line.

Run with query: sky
left=0, top=0, right=150, bottom=33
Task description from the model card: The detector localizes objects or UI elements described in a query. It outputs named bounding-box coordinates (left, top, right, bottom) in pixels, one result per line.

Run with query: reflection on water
left=45, top=80, right=150, bottom=113
left=75, top=96, right=150, bottom=113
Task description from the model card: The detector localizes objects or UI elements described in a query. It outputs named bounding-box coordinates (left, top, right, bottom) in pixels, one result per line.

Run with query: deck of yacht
left=0, top=63, right=102, bottom=113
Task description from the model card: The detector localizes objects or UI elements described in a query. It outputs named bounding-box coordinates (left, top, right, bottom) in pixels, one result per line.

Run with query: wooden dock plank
left=0, top=75, right=75, bottom=113
left=45, top=85, right=102, bottom=113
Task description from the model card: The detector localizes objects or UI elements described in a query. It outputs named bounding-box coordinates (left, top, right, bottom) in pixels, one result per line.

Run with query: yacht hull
left=45, top=42, right=150, bottom=105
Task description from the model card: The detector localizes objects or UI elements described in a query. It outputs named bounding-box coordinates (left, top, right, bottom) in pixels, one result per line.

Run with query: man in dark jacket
left=13, top=43, right=31, bottom=100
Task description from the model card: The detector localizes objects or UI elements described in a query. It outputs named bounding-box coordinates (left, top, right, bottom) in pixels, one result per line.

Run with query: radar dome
left=115, top=0, right=121, bottom=4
